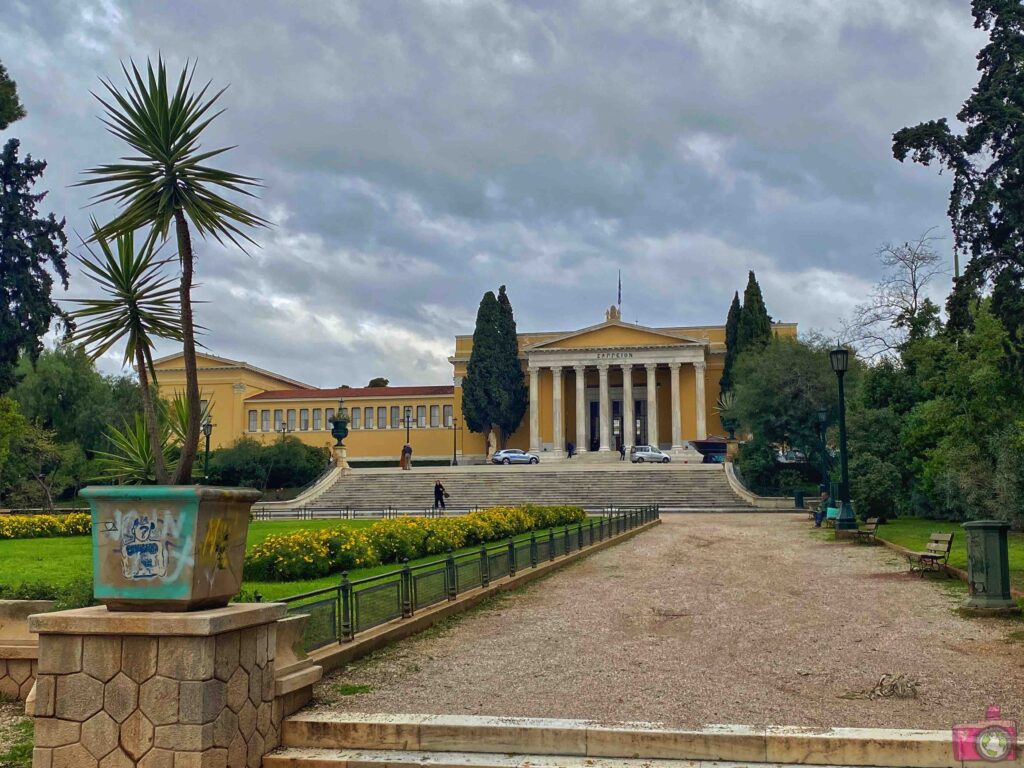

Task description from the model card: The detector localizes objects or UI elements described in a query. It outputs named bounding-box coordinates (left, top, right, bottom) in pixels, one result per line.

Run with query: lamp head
left=829, top=347, right=849, bottom=375
left=817, top=407, right=828, bottom=425
left=202, top=418, right=213, bottom=438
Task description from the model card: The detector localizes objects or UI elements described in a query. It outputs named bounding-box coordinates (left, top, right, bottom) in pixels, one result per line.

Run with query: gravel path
left=314, top=514, right=1024, bottom=730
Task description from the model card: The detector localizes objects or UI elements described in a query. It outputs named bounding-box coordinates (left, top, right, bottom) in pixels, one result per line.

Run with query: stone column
left=529, top=366, right=540, bottom=453
left=621, top=364, right=634, bottom=452
left=669, top=362, right=683, bottom=450
left=645, top=363, right=659, bottom=449
left=574, top=365, right=587, bottom=453
left=694, top=360, right=707, bottom=440
left=597, top=363, right=611, bottom=452
left=30, top=603, right=286, bottom=768
left=551, top=365, right=564, bottom=457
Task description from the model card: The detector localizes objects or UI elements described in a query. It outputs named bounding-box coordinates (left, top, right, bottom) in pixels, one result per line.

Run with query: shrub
left=207, top=436, right=328, bottom=490
left=243, top=504, right=586, bottom=582
left=0, top=512, right=91, bottom=539
left=0, top=576, right=94, bottom=610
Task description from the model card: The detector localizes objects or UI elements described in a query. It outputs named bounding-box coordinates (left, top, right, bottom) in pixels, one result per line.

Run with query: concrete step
left=264, top=747, right=828, bottom=767
left=273, top=713, right=958, bottom=768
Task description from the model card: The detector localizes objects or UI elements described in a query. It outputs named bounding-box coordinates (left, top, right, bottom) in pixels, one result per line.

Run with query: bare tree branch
left=837, top=228, right=949, bottom=360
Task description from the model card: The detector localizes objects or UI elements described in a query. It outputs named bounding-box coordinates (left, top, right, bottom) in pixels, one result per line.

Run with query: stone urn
left=80, top=485, right=261, bottom=612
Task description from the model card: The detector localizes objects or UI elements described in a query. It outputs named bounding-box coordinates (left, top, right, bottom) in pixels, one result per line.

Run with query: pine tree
left=720, top=291, right=741, bottom=392
left=736, top=271, right=772, bottom=353
left=0, top=62, right=26, bottom=130
left=0, top=139, right=70, bottom=392
left=495, top=285, right=527, bottom=445
left=461, top=291, right=503, bottom=436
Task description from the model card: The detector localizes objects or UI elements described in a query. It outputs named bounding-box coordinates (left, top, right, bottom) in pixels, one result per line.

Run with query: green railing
left=276, top=506, right=659, bottom=651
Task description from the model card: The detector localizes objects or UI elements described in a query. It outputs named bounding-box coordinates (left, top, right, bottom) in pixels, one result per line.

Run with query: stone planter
left=81, top=485, right=261, bottom=612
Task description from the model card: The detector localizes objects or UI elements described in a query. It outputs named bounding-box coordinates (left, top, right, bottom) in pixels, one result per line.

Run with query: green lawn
left=874, top=517, right=1024, bottom=593
left=0, top=517, right=597, bottom=604
left=0, top=519, right=376, bottom=591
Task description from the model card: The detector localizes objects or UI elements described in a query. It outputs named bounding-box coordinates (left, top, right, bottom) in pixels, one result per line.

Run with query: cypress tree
left=495, top=285, right=527, bottom=445
left=720, top=291, right=741, bottom=392
left=461, top=291, right=503, bottom=436
left=736, top=271, right=772, bottom=352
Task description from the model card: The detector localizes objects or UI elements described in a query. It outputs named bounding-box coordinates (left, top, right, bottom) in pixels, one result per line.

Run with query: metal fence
left=276, top=505, right=659, bottom=651
left=252, top=503, right=663, bottom=520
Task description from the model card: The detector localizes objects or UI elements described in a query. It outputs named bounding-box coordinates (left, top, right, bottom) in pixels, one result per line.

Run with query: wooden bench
left=907, top=532, right=953, bottom=576
left=852, top=517, right=880, bottom=544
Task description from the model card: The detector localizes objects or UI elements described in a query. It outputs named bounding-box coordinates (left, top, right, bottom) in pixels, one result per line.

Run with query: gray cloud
left=1, top=0, right=982, bottom=386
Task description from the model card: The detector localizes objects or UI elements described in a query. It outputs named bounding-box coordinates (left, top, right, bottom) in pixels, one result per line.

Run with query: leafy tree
left=0, top=61, right=26, bottom=129
left=494, top=285, right=527, bottom=444
left=462, top=291, right=503, bottom=438
left=0, top=396, right=62, bottom=508
left=732, top=336, right=844, bottom=455
left=719, top=291, right=741, bottom=392
left=892, top=1, right=1024, bottom=365
left=207, top=436, right=326, bottom=490
left=11, top=345, right=141, bottom=453
left=366, top=377, right=389, bottom=387
left=0, top=138, right=70, bottom=392
left=78, top=57, right=266, bottom=484
left=69, top=226, right=182, bottom=484
left=735, top=271, right=772, bottom=354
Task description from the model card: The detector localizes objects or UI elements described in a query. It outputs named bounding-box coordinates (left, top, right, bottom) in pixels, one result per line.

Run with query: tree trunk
left=135, top=345, right=169, bottom=484
left=171, top=210, right=201, bottom=484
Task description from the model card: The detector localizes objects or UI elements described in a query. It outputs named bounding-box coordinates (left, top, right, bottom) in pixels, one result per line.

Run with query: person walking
left=619, top=443, right=626, bottom=461
left=566, top=441, right=575, bottom=459
left=434, top=479, right=448, bottom=511
left=401, top=443, right=413, bottom=470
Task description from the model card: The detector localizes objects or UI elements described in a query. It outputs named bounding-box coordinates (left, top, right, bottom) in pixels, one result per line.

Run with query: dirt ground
left=314, top=513, right=1024, bottom=730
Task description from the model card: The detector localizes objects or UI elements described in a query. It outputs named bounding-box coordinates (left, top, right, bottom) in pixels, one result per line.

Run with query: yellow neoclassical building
left=153, top=308, right=796, bottom=463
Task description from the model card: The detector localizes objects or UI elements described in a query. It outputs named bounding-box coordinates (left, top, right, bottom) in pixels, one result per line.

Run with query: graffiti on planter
left=200, top=517, right=232, bottom=570
left=120, top=512, right=168, bottom=579
left=100, top=507, right=194, bottom=583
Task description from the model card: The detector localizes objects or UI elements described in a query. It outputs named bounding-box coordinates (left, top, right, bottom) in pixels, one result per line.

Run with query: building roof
left=246, top=385, right=455, bottom=402
left=153, top=351, right=316, bottom=390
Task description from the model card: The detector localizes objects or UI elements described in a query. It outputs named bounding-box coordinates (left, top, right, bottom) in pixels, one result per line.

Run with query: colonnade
left=527, top=360, right=707, bottom=456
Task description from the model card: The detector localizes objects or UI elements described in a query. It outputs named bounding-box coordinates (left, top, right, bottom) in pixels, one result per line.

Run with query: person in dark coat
left=434, top=479, right=447, bottom=510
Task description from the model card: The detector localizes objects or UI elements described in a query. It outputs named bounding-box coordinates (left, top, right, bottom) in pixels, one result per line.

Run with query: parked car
left=491, top=448, right=540, bottom=465
left=776, top=449, right=808, bottom=464
left=630, top=445, right=671, bottom=463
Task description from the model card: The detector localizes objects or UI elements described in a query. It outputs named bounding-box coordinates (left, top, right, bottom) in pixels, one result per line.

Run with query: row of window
left=247, top=404, right=454, bottom=433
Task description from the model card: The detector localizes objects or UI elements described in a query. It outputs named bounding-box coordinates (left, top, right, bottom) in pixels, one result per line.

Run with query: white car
left=630, top=445, right=671, bottom=463
left=491, top=448, right=540, bottom=465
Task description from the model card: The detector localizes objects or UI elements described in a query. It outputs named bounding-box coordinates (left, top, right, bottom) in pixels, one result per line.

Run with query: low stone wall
left=0, top=599, right=54, bottom=703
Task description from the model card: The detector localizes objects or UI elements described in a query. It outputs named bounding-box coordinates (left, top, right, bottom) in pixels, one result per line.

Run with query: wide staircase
left=298, top=464, right=756, bottom=512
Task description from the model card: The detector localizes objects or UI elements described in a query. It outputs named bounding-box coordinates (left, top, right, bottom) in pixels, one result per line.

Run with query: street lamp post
left=403, top=406, right=412, bottom=443
left=451, top=418, right=459, bottom=466
left=829, top=347, right=856, bottom=530
left=202, top=418, right=214, bottom=483
left=816, top=407, right=829, bottom=489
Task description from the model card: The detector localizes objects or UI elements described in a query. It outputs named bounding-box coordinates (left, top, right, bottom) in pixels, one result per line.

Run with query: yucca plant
left=93, top=414, right=176, bottom=484
left=69, top=224, right=182, bottom=484
left=77, top=56, right=267, bottom=484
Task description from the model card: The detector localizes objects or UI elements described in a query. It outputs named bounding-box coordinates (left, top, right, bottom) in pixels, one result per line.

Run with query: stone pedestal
left=332, top=445, right=351, bottom=473
left=29, top=603, right=285, bottom=768
left=0, top=600, right=54, bottom=702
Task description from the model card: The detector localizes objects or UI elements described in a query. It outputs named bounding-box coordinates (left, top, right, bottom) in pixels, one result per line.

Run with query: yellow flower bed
left=244, top=504, right=585, bottom=582
left=0, top=513, right=92, bottom=540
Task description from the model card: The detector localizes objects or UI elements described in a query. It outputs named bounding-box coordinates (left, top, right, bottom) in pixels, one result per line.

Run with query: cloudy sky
left=2, top=0, right=983, bottom=387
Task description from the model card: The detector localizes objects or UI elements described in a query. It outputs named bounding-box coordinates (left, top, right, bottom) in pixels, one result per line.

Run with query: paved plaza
left=314, top=513, right=1024, bottom=730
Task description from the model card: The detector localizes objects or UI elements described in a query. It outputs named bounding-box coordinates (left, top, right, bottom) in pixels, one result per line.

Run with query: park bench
left=852, top=517, right=880, bottom=544
left=907, top=532, right=953, bottom=576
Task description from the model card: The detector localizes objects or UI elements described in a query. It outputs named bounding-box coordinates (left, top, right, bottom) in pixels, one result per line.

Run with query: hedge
left=0, top=513, right=92, bottom=540
left=244, top=504, right=586, bottom=582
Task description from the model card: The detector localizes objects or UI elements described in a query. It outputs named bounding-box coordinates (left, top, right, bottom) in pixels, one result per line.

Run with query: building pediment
left=524, top=320, right=706, bottom=352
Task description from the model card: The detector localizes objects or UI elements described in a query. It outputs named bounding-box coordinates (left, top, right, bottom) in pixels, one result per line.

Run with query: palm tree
left=69, top=224, right=182, bottom=483
left=77, top=57, right=267, bottom=484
